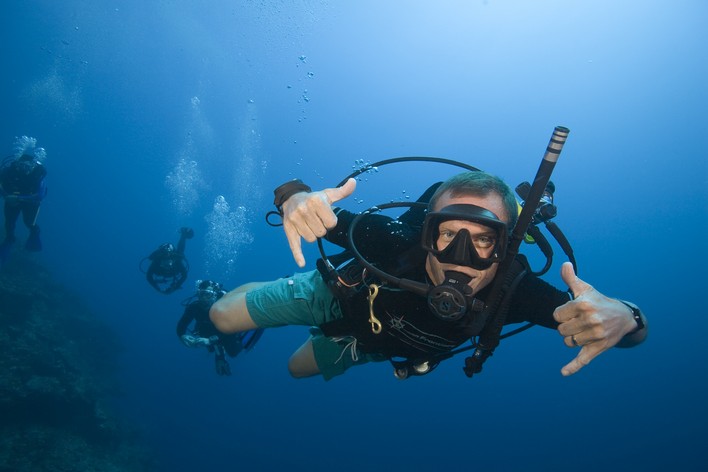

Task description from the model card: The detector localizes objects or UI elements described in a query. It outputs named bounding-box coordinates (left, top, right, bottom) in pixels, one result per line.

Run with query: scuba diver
left=141, top=227, right=194, bottom=294
left=208, top=130, right=647, bottom=381
left=177, top=279, right=264, bottom=376
left=0, top=152, right=47, bottom=264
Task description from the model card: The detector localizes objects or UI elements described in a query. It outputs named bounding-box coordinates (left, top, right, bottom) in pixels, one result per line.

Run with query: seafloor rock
left=0, top=256, right=153, bottom=471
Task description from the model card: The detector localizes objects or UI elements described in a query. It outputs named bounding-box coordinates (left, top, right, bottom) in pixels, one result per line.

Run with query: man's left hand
left=281, top=177, right=357, bottom=267
left=553, top=262, right=638, bottom=376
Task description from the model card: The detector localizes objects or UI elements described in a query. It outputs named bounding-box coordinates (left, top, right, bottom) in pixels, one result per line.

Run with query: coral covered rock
left=0, top=257, right=153, bottom=471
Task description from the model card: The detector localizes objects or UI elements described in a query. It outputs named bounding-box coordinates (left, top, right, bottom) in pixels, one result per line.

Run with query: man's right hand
left=181, top=334, right=212, bottom=348
left=281, top=178, right=357, bottom=267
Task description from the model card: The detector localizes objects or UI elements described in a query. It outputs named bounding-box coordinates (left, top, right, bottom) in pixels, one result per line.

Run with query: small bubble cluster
left=12, top=136, right=47, bottom=162
left=352, top=158, right=379, bottom=177
left=204, top=196, right=254, bottom=278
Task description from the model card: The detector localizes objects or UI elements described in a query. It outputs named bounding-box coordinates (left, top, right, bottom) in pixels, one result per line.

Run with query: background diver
left=142, top=227, right=194, bottom=294
left=177, top=279, right=264, bottom=376
left=0, top=151, right=48, bottom=265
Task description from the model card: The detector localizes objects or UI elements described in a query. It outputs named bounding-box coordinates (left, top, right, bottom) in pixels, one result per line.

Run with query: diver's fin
left=25, top=226, right=42, bottom=252
left=179, top=227, right=194, bottom=239
left=214, top=351, right=232, bottom=376
left=242, top=328, right=265, bottom=351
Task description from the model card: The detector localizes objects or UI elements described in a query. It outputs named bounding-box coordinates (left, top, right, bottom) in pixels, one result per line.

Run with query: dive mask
left=196, top=279, right=224, bottom=304
left=421, top=203, right=508, bottom=270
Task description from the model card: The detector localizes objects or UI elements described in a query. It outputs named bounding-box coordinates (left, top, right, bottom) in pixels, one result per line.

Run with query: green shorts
left=245, top=270, right=385, bottom=380
left=246, top=270, right=342, bottom=327
left=309, top=327, right=386, bottom=380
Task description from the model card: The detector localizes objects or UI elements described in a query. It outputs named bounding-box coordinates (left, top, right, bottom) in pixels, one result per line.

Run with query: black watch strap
left=273, top=179, right=312, bottom=214
left=620, top=301, right=645, bottom=334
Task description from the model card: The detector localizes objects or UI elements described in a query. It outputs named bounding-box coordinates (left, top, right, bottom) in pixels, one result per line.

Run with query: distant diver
left=177, top=279, right=264, bottom=376
left=0, top=138, right=48, bottom=265
left=141, top=227, right=194, bottom=294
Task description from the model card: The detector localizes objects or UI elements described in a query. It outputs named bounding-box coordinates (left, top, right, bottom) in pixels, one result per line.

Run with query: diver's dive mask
left=421, top=203, right=508, bottom=270
left=196, top=279, right=225, bottom=304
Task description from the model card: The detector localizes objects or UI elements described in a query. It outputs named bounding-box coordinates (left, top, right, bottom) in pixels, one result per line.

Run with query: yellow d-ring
left=367, top=284, right=383, bottom=334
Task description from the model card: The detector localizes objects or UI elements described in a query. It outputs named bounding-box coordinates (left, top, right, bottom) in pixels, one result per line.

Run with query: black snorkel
left=516, top=180, right=577, bottom=276
left=463, top=126, right=570, bottom=378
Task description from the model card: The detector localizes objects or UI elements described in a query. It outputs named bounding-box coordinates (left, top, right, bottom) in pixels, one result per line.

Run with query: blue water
left=1, top=1, right=706, bottom=470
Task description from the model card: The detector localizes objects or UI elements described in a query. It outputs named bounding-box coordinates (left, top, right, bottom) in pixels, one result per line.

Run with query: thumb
left=323, top=178, right=356, bottom=205
left=560, top=261, right=593, bottom=299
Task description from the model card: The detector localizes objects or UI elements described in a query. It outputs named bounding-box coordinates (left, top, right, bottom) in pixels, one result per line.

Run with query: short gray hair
left=429, top=171, right=518, bottom=229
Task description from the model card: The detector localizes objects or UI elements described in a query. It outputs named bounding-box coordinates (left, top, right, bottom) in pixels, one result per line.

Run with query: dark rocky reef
left=0, top=256, right=153, bottom=471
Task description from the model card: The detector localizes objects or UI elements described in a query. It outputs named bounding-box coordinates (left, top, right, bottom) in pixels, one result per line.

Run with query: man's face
left=425, top=191, right=509, bottom=294
left=199, top=288, right=217, bottom=304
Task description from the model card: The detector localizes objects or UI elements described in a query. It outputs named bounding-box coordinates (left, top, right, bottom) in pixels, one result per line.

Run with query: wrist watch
left=620, top=301, right=645, bottom=334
